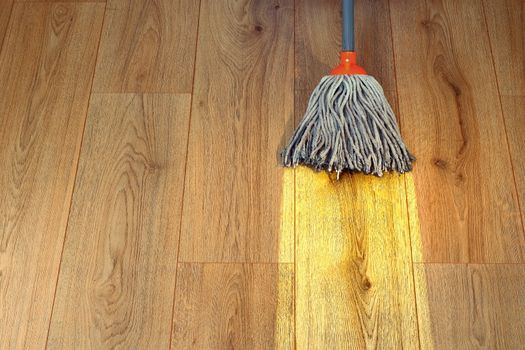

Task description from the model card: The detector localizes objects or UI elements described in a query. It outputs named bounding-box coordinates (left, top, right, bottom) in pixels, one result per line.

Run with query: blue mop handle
left=342, top=0, right=354, bottom=51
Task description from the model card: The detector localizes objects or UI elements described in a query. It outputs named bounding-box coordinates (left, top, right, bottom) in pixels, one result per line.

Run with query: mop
left=282, top=0, right=414, bottom=177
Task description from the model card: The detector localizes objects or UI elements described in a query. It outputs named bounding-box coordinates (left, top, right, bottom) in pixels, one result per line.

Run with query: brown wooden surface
left=178, top=0, right=295, bottom=263
left=484, top=0, right=525, bottom=235
left=0, top=0, right=13, bottom=50
left=46, top=94, right=190, bottom=349
left=484, top=0, right=525, bottom=96
left=390, top=0, right=525, bottom=263
left=415, top=264, right=525, bottom=349
left=295, top=169, right=419, bottom=349
left=294, top=0, right=339, bottom=93
left=0, top=3, right=104, bottom=348
left=171, top=263, right=294, bottom=349
left=500, top=96, right=525, bottom=236
left=92, top=0, right=200, bottom=93
left=1, top=1, right=525, bottom=348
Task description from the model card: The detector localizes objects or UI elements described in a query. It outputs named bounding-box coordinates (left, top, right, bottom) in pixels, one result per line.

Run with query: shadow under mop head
left=281, top=0, right=414, bottom=177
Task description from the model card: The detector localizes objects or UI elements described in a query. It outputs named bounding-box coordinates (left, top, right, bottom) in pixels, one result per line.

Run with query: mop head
left=282, top=74, right=414, bottom=177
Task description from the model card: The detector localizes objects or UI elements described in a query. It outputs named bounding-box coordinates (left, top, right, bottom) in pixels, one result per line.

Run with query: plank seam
left=176, top=262, right=295, bottom=266
left=0, top=0, right=15, bottom=55
left=480, top=0, right=525, bottom=246
left=387, top=0, right=422, bottom=348
left=414, top=261, right=525, bottom=265
left=43, top=2, right=109, bottom=349
left=292, top=0, right=297, bottom=348
left=167, top=0, right=203, bottom=348
left=176, top=261, right=295, bottom=266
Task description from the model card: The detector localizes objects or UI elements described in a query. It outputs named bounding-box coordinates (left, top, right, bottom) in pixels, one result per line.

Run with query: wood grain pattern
left=484, top=0, right=525, bottom=96
left=414, top=264, right=525, bottom=349
left=500, top=96, right=525, bottom=236
left=0, top=0, right=13, bottom=51
left=484, top=0, right=525, bottom=239
left=0, top=3, right=104, bottom=349
left=295, top=168, right=419, bottom=348
left=390, top=0, right=525, bottom=263
left=46, top=94, right=190, bottom=349
left=0, top=0, right=523, bottom=346
left=171, top=263, right=294, bottom=349
left=179, top=0, right=295, bottom=263
left=93, top=0, right=200, bottom=93
left=294, top=0, right=339, bottom=93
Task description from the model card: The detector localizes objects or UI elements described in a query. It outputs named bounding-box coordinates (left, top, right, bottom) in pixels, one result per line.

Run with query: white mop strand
left=282, top=75, right=414, bottom=177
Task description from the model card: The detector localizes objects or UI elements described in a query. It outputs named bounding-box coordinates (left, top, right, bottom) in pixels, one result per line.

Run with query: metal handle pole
left=342, top=0, right=354, bottom=51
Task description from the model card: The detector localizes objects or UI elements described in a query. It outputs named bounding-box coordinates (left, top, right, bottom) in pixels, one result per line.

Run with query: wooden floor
left=1, top=0, right=524, bottom=349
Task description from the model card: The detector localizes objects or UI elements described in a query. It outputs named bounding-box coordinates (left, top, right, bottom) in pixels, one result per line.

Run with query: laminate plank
left=484, top=0, right=525, bottom=96
left=92, top=0, right=200, bottom=93
left=0, top=0, right=13, bottom=51
left=500, top=96, right=525, bottom=236
left=414, top=264, right=525, bottom=349
left=46, top=94, right=190, bottom=349
left=390, top=0, right=525, bottom=263
left=294, top=0, right=418, bottom=347
left=179, top=0, right=295, bottom=263
left=484, top=0, right=525, bottom=239
left=294, top=0, right=338, bottom=93
left=0, top=3, right=104, bottom=349
left=171, top=263, right=294, bottom=349
left=295, top=169, right=419, bottom=348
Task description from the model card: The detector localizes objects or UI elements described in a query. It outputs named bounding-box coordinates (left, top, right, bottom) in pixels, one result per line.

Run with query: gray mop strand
left=281, top=75, right=414, bottom=177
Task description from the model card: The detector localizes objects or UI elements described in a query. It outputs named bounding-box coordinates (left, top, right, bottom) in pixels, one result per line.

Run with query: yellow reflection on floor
left=293, top=166, right=420, bottom=348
